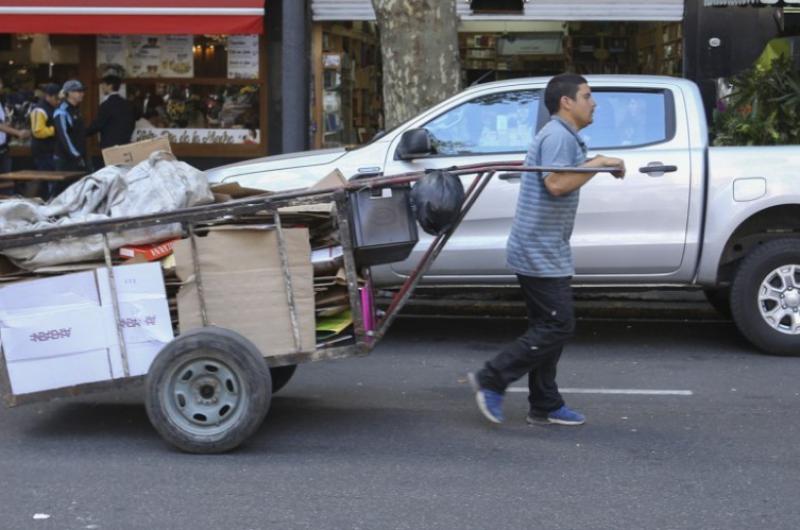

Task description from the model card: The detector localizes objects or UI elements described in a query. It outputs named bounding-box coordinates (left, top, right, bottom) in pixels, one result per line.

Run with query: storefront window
left=0, top=34, right=81, bottom=145
left=97, top=34, right=263, bottom=148
left=126, top=83, right=261, bottom=145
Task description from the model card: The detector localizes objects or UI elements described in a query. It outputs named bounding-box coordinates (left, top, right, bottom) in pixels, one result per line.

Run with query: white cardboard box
left=0, top=263, right=173, bottom=396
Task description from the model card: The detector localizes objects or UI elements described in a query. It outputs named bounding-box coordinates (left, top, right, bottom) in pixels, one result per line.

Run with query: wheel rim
left=757, top=264, right=800, bottom=335
left=161, top=354, right=248, bottom=437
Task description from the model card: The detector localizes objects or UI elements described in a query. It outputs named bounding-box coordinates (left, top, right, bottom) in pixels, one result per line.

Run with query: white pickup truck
left=207, top=75, right=800, bottom=356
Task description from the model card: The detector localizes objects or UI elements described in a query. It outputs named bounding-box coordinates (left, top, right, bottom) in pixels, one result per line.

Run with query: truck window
left=423, top=90, right=541, bottom=155
left=580, top=90, right=673, bottom=150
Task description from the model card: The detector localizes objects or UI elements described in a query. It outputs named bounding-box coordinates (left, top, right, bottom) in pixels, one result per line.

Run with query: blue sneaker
left=467, top=372, right=504, bottom=424
left=527, top=405, right=585, bottom=426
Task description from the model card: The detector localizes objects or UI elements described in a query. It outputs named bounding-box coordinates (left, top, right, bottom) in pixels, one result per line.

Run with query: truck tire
left=730, top=239, right=800, bottom=356
left=145, top=327, right=272, bottom=453
left=703, top=287, right=732, bottom=319
left=269, top=365, right=297, bottom=394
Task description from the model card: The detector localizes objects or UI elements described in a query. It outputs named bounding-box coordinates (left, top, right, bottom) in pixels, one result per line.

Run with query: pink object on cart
left=359, top=280, right=375, bottom=333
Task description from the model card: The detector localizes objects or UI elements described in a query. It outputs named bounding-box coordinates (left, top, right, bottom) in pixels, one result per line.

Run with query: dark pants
left=31, top=154, right=56, bottom=198
left=0, top=149, right=11, bottom=174
left=54, top=155, right=83, bottom=172
left=33, top=154, right=55, bottom=171
left=478, top=275, right=575, bottom=416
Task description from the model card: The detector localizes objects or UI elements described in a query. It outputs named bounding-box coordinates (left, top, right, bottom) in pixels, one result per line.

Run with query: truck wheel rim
left=758, top=264, right=800, bottom=335
left=162, top=355, right=247, bottom=437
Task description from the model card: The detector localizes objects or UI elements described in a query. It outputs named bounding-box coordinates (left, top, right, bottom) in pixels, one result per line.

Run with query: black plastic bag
left=409, top=169, right=465, bottom=236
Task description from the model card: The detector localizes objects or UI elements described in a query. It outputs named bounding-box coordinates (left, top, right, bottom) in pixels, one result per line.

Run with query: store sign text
left=132, top=128, right=261, bottom=145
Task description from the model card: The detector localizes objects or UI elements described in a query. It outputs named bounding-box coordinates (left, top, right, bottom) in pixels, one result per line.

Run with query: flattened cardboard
left=101, top=136, right=172, bottom=166
left=174, top=227, right=315, bottom=356
left=279, top=169, right=347, bottom=214
left=210, top=182, right=271, bottom=200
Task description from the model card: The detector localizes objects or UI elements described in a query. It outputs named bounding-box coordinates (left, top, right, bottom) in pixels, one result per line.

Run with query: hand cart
left=0, top=162, right=616, bottom=453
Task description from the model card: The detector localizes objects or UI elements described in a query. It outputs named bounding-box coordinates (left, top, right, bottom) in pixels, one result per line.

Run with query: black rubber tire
left=269, top=365, right=297, bottom=394
left=145, top=326, right=272, bottom=453
left=730, top=239, right=800, bottom=356
left=703, top=287, right=732, bottom=319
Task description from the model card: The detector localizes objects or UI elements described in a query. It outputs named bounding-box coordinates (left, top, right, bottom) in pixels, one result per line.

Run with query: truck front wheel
left=730, top=239, right=800, bottom=356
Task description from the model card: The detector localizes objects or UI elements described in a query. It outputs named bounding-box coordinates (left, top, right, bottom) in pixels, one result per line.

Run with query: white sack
left=0, top=151, right=214, bottom=269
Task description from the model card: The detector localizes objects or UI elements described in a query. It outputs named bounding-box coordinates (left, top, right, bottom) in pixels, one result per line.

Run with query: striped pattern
left=0, top=0, right=263, bottom=13
left=506, top=117, right=588, bottom=278
left=0, top=1, right=264, bottom=34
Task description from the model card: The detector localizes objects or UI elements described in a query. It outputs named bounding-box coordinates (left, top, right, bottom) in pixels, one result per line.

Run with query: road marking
left=507, top=388, right=693, bottom=396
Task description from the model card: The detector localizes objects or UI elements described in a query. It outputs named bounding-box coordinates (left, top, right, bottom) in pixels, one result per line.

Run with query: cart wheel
left=145, top=327, right=272, bottom=454
left=269, top=365, right=297, bottom=394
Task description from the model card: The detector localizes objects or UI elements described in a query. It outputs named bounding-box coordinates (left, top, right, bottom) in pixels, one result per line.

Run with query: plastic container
left=348, top=185, right=419, bottom=266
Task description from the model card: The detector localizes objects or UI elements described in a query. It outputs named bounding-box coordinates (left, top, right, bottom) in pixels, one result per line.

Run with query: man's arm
left=544, top=155, right=625, bottom=197
left=0, top=122, right=30, bottom=139
left=30, top=109, right=55, bottom=139
left=86, top=101, right=110, bottom=136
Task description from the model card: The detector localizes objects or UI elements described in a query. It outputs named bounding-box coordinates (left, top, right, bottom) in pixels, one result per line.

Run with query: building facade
left=0, top=1, right=268, bottom=170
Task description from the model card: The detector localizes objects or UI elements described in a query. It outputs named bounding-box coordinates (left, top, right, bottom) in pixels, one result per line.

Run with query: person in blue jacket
left=53, top=79, right=88, bottom=172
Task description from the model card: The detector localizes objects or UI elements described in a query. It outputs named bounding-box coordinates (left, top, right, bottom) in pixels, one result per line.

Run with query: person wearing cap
left=0, top=77, right=31, bottom=174
left=29, top=83, right=61, bottom=172
left=53, top=79, right=88, bottom=172
left=87, top=73, right=135, bottom=153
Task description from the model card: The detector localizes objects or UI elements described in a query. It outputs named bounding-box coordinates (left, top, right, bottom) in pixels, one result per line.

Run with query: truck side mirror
left=396, top=128, right=434, bottom=160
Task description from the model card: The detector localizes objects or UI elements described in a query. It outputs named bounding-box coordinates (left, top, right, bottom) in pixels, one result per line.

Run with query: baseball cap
left=42, top=83, right=60, bottom=96
left=62, top=79, right=86, bottom=93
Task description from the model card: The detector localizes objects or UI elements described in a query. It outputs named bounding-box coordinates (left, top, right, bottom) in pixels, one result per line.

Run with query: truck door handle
left=499, top=172, right=522, bottom=181
left=639, top=162, right=678, bottom=177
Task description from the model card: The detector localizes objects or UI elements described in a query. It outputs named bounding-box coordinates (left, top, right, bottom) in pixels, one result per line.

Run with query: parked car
left=206, top=75, right=800, bottom=356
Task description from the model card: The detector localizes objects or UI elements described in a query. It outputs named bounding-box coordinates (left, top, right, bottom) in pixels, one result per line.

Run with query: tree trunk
left=371, top=0, right=461, bottom=130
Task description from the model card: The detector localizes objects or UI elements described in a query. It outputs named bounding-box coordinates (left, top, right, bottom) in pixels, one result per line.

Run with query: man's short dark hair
left=544, top=74, right=588, bottom=115
left=42, top=83, right=60, bottom=97
left=102, top=74, right=122, bottom=91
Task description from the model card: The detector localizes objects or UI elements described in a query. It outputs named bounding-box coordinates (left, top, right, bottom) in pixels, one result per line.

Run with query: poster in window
left=127, top=35, right=162, bottom=78
left=161, top=35, right=194, bottom=78
left=97, top=35, right=127, bottom=76
left=227, top=35, right=260, bottom=79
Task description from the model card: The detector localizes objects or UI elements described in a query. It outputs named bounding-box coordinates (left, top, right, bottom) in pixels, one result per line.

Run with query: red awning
left=0, top=1, right=264, bottom=35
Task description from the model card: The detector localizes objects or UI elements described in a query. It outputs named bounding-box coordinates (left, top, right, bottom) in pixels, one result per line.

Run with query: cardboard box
left=0, top=263, right=173, bottom=396
left=102, top=137, right=172, bottom=166
left=174, top=227, right=315, bottom=356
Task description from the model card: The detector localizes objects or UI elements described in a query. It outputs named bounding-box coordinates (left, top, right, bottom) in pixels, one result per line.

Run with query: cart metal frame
left=0, top=162, right=614, bottom=408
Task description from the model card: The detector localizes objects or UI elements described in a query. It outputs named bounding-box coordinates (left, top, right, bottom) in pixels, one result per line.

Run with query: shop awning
left=312, top=0, right=683, bottom=22
left=0, top=1, right=264, bottom=35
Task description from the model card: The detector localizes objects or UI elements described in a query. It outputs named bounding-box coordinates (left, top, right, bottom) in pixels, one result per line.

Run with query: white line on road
left=507, top=388, right=693, bottom=396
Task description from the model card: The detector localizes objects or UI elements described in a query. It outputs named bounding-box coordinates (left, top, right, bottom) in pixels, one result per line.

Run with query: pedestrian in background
left=53, top=79, right=88, bottom=172
left=468, top=74, right=626, bottom=426
left=0, top=77, right=31, bottom=174
left=29, top=83, right=60, bottom=172
left=87, top=73, right=135, bottom=152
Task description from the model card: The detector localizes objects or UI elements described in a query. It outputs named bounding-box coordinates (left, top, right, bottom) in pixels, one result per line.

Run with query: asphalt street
left=1, top=315, right=799, bottom=530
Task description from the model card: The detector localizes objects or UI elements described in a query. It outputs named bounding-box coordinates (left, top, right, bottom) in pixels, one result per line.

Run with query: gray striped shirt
left=506, top=116, right=588, bottom=277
